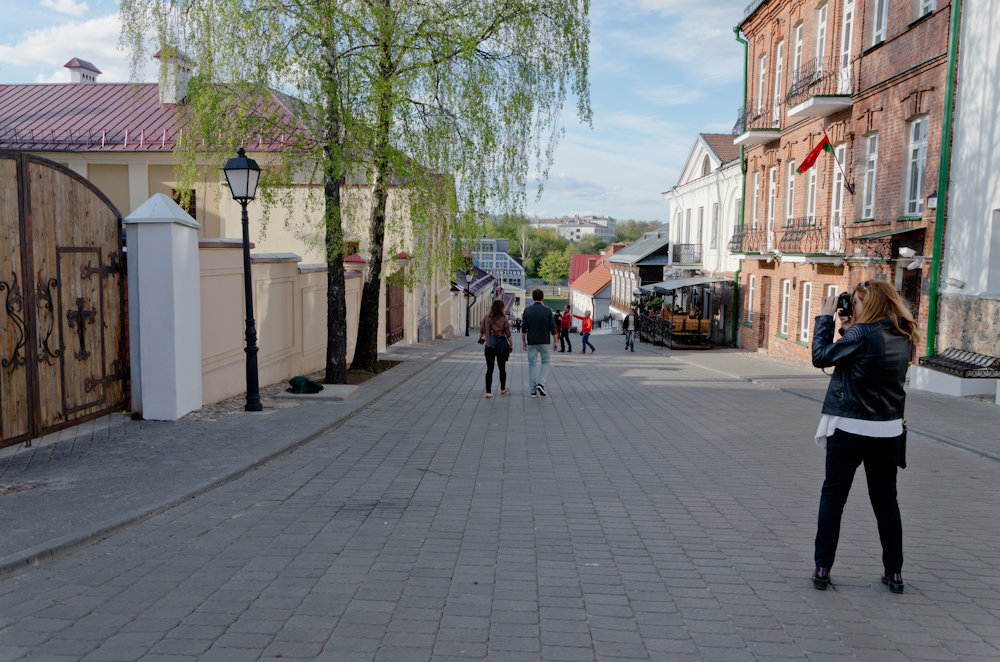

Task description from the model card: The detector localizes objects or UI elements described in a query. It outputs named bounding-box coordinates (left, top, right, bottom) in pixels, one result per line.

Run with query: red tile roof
left=570, top=253, right=600, bottom=282
left=569, top=256, right=611, bottom=297
left=701, top=133, right=740, bottom=165
left=0, top=82, right=305, bottom=152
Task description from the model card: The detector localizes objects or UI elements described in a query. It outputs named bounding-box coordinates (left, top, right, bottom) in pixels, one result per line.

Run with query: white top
left=814, top=415, right=904, bottom=448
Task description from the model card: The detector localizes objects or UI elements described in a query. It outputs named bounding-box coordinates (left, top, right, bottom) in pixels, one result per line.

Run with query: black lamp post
left=222, top=147, right=263, bottom=412
left=464, top=272, right=474, bottom=336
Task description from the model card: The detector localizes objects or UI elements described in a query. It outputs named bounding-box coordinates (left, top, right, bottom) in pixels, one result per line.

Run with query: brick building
left=732, top=0, right=953, bottom=361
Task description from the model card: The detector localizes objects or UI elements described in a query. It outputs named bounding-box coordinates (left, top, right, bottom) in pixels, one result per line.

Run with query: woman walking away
left=811, top=280, right=918, bottom=594
left=573, top=311, right=596, bottom=354
left=478, top=300, right=512, bottom=398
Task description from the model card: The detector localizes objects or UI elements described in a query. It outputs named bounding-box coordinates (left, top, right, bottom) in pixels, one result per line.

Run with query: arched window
left=702, top=155, right=712, bottom=177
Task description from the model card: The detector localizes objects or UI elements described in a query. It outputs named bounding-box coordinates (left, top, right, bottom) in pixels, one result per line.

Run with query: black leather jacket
left=811, top=315, right=912, bottom=421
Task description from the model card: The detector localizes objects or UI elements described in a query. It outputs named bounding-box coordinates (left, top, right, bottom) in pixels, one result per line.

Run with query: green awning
left=851, top=226, right=925, bottom=240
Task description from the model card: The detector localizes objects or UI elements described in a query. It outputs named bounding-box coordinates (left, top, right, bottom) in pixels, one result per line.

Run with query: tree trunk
left=322, top=36, right=348, bottom=384
left=351, top=10, right=394, bottom=374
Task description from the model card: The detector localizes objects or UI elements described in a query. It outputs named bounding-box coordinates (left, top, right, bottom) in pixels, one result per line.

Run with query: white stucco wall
left=943, top=0, right=1000, bottom=299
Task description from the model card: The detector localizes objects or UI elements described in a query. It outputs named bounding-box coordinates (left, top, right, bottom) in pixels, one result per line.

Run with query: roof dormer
left=64, top=58, right=101, bottom=83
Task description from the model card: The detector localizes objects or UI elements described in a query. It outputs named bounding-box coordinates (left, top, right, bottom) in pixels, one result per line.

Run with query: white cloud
left=40, top=0, right=90, bottom=18
left=636, top=84, right=705, bottom=107
left=0, top=14, right=136, bottom=82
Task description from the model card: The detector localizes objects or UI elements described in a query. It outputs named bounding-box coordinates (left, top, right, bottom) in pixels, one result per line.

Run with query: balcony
left=728, top=228, right=768, bottom=254
left=846, top=219, right=926, bottom=260
left=776, top=217, right=846, bottom=255
left=672, top=243, right=703, bottom=265
left=785, top=56, right=854, bottom=119
left=732, top=104, right=781, bottom=146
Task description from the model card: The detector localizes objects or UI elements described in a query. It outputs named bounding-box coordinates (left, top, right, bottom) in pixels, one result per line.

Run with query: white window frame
left=906, top=116, right=928, bottom=216
left=862, top=133, right=879, bottom=218
left=773, top=41, right=784, bottom=123
left=752, top=172, right=760, bottom=229
left=839, top=0, right=855, bottom=94
left=873, top=0, right=889, bottom=44
left=767, top=166, right=777, bottom=250
left=747, top=274, right=756, bottom=323
left=697, top=207, right=704, bottom=248
left=800, top=281, right=813, bottom=342
left=793, top=23, right=804, bottom=78
left=832, top=144, right=846, bottom=224
left=826, top=284, right=838, bottom=302
left=685, top=208, right=692, bottom=243
left=815, top=4, right=828, bottom=64
left=785, top=161, right=796, bottom=225
left=710, top=203, right=720, bottom=249
left=780, top=279, right=791, bottom=336
left=919, top=0, right=935, bottom=18
left=757, top=53, right=768, bottom=115
left=807, top=168, right=818, bottom=224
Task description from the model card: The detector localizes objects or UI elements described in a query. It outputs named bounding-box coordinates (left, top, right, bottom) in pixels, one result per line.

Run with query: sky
left=0, top=0, right=748, bottom=222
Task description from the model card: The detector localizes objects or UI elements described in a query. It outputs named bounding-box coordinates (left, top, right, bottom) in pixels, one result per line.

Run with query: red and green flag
left=797, top=132, right=834, bottom=174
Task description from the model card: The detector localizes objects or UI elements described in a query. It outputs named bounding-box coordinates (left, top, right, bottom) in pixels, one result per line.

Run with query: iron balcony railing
left=785, top=55, right=854, bottom=109
left=728, top=228, right=769, bottom=254
left=732, top=102, right=781, bottom=137
left=777, top=217, right=847, bottom=254
left=672, top=243, right=703, bottom=264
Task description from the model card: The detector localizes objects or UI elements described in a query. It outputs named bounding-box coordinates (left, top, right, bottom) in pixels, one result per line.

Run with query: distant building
left=470, top=237, right=526, bottom=289
left=529, top=215, right=616, bottom=243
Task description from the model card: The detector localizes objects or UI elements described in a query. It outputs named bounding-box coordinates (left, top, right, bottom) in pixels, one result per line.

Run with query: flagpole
left=827, top=129, right=856, bottom=196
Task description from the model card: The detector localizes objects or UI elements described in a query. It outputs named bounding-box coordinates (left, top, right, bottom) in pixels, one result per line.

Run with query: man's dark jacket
left=522, top=302, right=556, bottom=346
left=812, top=315, right=911, bottom=420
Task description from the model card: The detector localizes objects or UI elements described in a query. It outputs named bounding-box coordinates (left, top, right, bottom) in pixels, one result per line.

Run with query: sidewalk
left=0, top=340, right=465, bottom=578
left=1, top=336, right=998, bottom=661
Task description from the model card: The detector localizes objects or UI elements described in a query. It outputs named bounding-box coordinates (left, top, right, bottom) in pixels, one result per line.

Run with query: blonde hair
left=851, top=279, right=919, bottom=343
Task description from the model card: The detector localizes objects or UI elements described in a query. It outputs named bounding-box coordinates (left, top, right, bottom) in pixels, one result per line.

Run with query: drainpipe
left=732, top=26, right=749, bottom=346
left=925, top=0, right=962, bottom=356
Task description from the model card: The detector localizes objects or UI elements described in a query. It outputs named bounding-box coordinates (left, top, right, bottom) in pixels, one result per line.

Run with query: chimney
left=64, top=58, right=101, bottom=83
left=154, top=48, right=193, bottom=105
left=587, top=257, right=598, bottom=273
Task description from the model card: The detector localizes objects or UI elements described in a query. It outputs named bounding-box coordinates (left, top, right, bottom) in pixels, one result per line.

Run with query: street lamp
left=222, top=147, right=263, bottom=412
left=464, top=272, right=475, bottom=336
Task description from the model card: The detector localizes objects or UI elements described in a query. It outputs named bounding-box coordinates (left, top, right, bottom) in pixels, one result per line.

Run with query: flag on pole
left=797, top=132, right=834, bottom=174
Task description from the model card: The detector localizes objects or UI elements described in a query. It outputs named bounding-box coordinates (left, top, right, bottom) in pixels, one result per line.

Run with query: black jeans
left=484, top=346, right=507, bottom=393
left=815, top=428, right=904, bottom=574
left=559, top=328, right=572, bottom=352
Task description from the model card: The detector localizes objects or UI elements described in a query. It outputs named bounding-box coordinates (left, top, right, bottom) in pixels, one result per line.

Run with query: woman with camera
left=811, top=280, right=919, bottom=594
left=478, top=299, right=512, bottom=398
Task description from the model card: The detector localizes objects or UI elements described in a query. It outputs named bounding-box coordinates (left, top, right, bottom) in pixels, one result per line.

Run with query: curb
left=0, top=341, right=468, bottom=580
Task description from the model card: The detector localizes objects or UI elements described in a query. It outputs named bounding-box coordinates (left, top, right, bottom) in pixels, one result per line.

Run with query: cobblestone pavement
left=1, top=337, right=999, bottom=661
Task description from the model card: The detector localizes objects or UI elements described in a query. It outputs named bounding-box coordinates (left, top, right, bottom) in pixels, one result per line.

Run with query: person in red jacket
left=573, top=311, right=596, bottom=354
left=559, top=305, right=573, bottom=352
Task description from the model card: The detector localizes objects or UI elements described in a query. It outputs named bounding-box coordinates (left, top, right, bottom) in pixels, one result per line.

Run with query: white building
left=934, top=0, right=1000, bottom=358
left=470, top=237, right=526, bottom=289
left=529, top=216, right=616, bottom=243
left=661, top=133, right=743, bottom=277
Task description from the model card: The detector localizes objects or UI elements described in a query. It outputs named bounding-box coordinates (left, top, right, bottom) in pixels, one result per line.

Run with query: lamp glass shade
left=222, top=148, right=261, bottom=201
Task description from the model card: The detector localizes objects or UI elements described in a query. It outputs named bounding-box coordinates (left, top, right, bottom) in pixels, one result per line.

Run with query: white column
left=125, top=193, right=203, bottom=420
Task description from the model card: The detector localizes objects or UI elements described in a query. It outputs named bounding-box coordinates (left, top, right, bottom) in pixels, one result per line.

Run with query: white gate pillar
left=125, top=194, right=202, bottom=420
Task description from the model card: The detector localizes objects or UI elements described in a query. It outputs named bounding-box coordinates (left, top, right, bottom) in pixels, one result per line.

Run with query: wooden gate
left=0, top=152, right=126, bottom=449
left=385, top=279, right=404, bottom=346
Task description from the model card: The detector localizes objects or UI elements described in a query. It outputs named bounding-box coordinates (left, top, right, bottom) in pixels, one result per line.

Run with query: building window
left=800, top=281, right=813, bottom=342
left=702, top=155, right=711, bottom=177
left=906, top=116, right=928, bottom=216
left=747, top=274, right=756, bottom=323
left=773, top=40, right=784, bottom=123
left=919, top=0, right=935, bottom=18
left=792, top=22, right=804, bottom=77
left=806, top=168, right=818, bottom=224
left=757, top=53, right=767, bottom=115
left=826, top=284, right=838, bottom=301
left=780, top=279, right=791, bottom=336
left=171, top=188, right=197, bottom=220
left=767, top=166, right=777, bottom=238
left=685, top=209, right=692, bottom=243
left=752, top=172, right=760, bottom=229
left=839, top=0, right=855, bottom=93
left=815, top=4, right=828, bottom=63
left=873, top=0, right=889, bottom=44
left=862, top=133, right=879, bottom=218
left=711, top=203, right=720, bottom=249
left=697, top=207, right=704, bottom=247
left=832, top=144, right=846, bottom=224
left=785, top=160, right=796, bottom=225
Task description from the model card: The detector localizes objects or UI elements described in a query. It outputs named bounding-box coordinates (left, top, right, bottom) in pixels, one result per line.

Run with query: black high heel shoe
left=881, top=572, right=904, bottom=594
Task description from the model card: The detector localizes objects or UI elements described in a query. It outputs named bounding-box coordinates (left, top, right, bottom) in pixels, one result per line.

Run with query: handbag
left=488, top=332, right=510, bottom=354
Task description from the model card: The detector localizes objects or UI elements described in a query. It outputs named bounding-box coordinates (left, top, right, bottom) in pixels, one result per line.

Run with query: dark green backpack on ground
left=286, top=376, right=324, bottom=394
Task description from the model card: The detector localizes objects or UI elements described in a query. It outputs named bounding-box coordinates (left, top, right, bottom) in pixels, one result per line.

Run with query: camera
left=837, top=291, right=853, bottom=318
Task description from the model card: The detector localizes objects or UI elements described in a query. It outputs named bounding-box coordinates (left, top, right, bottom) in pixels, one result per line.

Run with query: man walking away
left=622, top=307, right=636, bottom=352
left=559, top=305, right=573, bottom=352
left=522, top=289, right=557, bottom=397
